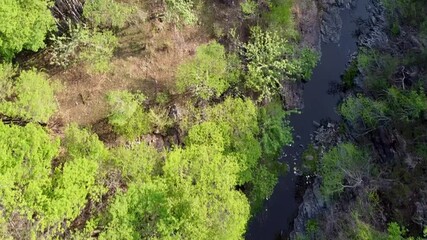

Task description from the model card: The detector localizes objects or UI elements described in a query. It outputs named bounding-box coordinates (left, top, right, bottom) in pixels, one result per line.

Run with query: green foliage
left=101, top=144, right=250, bottom=239
left=165, top=0, right=197, bottom=25
left=249, top=164, right=281, bottom=212
left=258, top=100, right=293, bottom=160
left=320, top=143, right=369, bottom=198
left=386, top=87, right=427, bottom=122
left=148, top=107, right=174, bottom=134
left=205, top=97, right=261, bottom=184
left=0, top=68, right=57, bottom=122
left=241, top=0, right=258, bottom=16
left=342, top=59, right=359, bottom=89
left=176, top=42, right=233, bottom=100
left=264, top=0, right=298, bottom=39
left=0, top=0, right=56, bottom=59
left=306, top=219, right=319, bottom=234
left=110, top=143, right=160, bottom=184
left=63, top=124, right=108, bottom=161
left=50, top=26, right=118, bottom=73
left=244, top=26, right=318, bottom=100
left=106, top=90, right=152, bottom=139
left=79, top=30, right=118, bottom=73
left=387, top=222, right=407, bottom=240
left=83, top=0, right=134, bottom=29
left=340, top=95, right=389, bottom=129
left=155, top=92, right=170, bottom=105
left=0, top=122, right=59, bottom=225
left=0, top=122, right=105, bottom=236
left=0, top=63, right=15, bottom=99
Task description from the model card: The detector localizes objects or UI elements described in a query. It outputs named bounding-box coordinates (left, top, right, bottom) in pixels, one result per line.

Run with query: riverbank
left=289, top=0, right=427, bottom=238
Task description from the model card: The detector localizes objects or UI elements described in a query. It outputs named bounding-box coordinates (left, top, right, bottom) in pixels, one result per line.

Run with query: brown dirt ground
left=50, top=0, right=246, bottom=131
left=52, top=12, right=212, bottom=127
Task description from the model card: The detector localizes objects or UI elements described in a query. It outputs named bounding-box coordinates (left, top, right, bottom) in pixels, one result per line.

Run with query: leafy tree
left=258, top=100, right=293, bottom=160
left=0, top=0, right=56, bottom=59
left=0, top=122, right=105, bottom=237
left=176, top=42, right=233, bottom=100
left=320, top=143, right=369, bottom=198
left=0, top=122, right=59, bottom=226
left=244, top=26, right=318, bottom=100
left=241, top=0, right=258, bottom=16
left=63, top=124, right=109, bottom=161
left=110, top=143, right=161, bottom=184
left=249, top=165, right=280, bottom=212
left=106, top=90, right=152, bottom=139
left=0, top=68, right=58, bottom=122
left=205, top=97, right=261, bottom=184
left=340, top=95, right=389, bottom=130
left=101, top=144, right=250, bottom=239
left=83, top=0, right=134, bottom=29
left=163, top=145, right=250, bottom=239
left=386, top=87, right=427, bottom=122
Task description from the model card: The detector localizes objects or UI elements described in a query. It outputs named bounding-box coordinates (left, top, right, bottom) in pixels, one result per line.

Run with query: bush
left=244, top=26, right=318, bottom=100
left=340, top=95, right=389, bottom=129
left=79, top=30, right=118, bottom=73
left=241, top=0, right=258, bottom=16
left=386, top=87, right=427, bottom=122
left=264, top=0, right=298, bottom=39
left=50, top=26, right=118, bottom=73
left=0, top=68, right=58, bottom=122
left=320, top=143, right=369, bottom=198
left=0, top=0, right=56, bottom=59
left=106, top=91, right=152, bottom=139
left=258, top=100, right=293, bottom=160
left=165, top=0, right=197, bottom=25
left=0, top=63, right=15, bottom=100
left=83, top=0, right=134, bottom=29
left=176, top=42, right=234, bottom=100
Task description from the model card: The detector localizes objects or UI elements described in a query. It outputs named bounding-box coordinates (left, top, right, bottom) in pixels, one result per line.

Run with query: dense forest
left=0, top=0, right=425, bottom=239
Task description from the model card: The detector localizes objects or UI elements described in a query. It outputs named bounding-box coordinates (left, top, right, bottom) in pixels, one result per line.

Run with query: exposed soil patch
left=53, top=9, right=212, bottom=127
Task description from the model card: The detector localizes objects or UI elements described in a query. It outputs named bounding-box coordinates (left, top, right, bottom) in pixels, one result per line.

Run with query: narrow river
left=246, top=0, right=370, bottom=239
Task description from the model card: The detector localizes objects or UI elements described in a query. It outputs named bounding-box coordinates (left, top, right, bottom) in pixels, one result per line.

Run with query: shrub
left=50, top=26, right=118, bottom=73
left=320, top=143, right=369, bottom=198
left=79, top=30, right=118, bottom=73
left=0, top=63, right=15, bottom=100
left=340, top=95, right=389, bottom=129
left=258, top=100, right=293, bottom=160
left=241, top=0, right=258, bottom=16
left=176, top=42, right=233, bottom=100
left=106, top=91, right=152, bottom=139
left=264, top=0, right=298, bottom=39
left=83, top=0, right=134, bottom=29
left=386, top=87, right=427, bottom=122
left=165, top=0, right=197, bottom=25
left=0, top=68, right=58, bottom=122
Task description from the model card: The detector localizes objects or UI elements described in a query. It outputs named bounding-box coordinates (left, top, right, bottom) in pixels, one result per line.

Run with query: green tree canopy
left=244, top=26, right=318, bottom=100
left=0, top=0, right=56, bottom=59
left=0, top=67, right=58, bottom=122
left=106, top=90, right=152, bottom=139
left=176, top=42, right=235, bottom=100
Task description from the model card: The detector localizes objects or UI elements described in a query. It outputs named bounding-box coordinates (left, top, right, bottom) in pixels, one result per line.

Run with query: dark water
left=246, top=0, right=370, bottom=239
